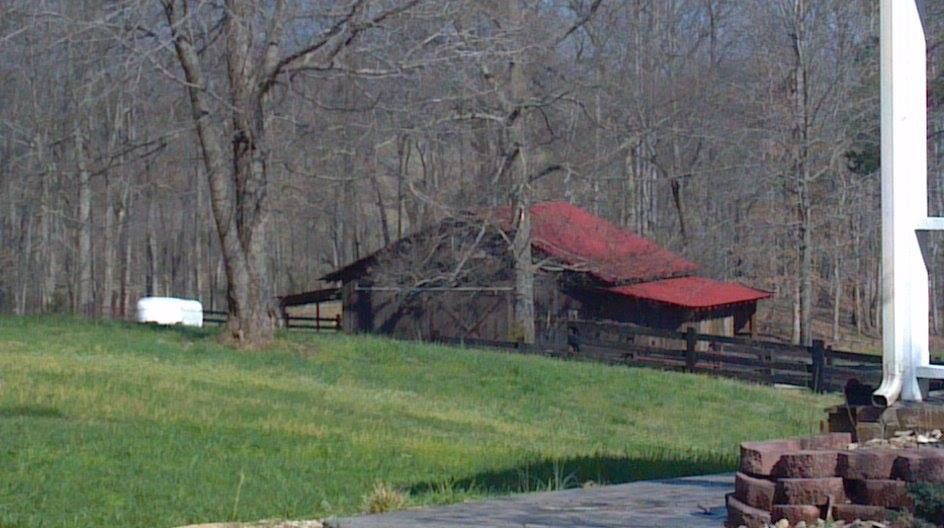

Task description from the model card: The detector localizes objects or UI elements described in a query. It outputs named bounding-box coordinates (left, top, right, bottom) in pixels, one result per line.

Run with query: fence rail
left=441, top=319, right=893, bottom=393
left=199, top=311, right=895, bottom=393
left=562, top=319, right=886, bottom=392
left=202, top=310, right=340, bottom=331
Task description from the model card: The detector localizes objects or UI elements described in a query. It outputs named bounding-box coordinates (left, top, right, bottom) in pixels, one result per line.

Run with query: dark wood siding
left=340, top=272, right=759, bottom=342
left=344, top=286, right=514, bottom=341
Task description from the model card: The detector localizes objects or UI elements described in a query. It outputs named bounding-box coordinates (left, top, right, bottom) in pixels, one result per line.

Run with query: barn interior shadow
left=408, top=452, right=734, bottom=497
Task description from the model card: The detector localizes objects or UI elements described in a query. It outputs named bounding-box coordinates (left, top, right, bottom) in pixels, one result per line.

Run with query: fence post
left=810, top=339, right=826, bottom=393
left=316, top=303, right=321, bottom=332
left=279, top=304, right=289, bottom=329
left=335, top=313, right=342, bottom=331
left=685, top=326, right=697, bottom=372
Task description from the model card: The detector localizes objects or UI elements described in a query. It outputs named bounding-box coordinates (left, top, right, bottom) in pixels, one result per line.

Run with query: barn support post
left=341, top=281, right=356, bottom=333
left=685, top=326, right=697, bottom=372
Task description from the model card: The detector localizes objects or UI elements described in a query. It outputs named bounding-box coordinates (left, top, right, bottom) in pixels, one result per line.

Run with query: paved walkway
left=326, top=473, right=733, bottom=528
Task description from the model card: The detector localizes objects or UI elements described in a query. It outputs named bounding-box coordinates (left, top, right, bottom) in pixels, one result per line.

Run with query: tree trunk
left=343, top=175, right=358, bottom=263
left=118, top=188, right=131, bottom=318
left=369, top=170, right=391, bottom=247
left=194, top=169, right=204, bottom=301
left=852, top=218, right=864, bottom=333
left=17, top=213, right=33, bottom=314
left=163, top=0, right=276, bottom=346
left=396, top=134, right=410, bottom=238
left=40, top=156, right=56, bottom=311
left=792, top=0, right=814, bottom=347
left=832, top=252, right=841, bottom=343
left=74, top=124, right=93, bottom=317
left=509, top=45, right=535, bottom=345
left=146, top=197, right=160, bottom=297
left=103, top=177, right=116, bottom=317
left=798, top=178, right=813, bottom=346
left=225, top=118, right=275, bottom=346
left=793, top=277, right=801, bottom=344
left=512, top=198, right=535, bottom=344
left=32, top=131, right=54, bottom=312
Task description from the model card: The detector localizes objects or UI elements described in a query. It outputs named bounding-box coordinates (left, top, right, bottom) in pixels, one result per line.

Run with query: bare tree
left=0, top=0, right=925, bottom=354
left=159, top=0, right=419, bottom=346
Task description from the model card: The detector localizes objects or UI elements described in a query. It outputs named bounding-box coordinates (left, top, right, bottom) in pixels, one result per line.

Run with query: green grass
left=0, top=316, right=837, bottom=527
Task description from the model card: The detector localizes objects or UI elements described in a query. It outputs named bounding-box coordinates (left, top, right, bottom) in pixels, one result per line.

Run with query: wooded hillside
left=1, top=1, right=942, bottom=347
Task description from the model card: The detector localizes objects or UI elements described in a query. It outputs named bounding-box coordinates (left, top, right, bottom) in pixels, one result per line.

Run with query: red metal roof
left=487, top=202, right=698, bottom=284
left=607, top=276, right=771, bottom=310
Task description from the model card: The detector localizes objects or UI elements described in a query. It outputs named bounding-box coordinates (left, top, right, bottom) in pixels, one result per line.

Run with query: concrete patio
left=325, top=473, right=733, bottom=528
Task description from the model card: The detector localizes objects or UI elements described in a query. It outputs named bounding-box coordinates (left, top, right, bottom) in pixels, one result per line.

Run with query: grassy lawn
left=0, top=316, right=837, bottom=528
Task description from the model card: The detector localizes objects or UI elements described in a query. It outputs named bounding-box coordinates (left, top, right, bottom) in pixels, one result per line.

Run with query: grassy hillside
left=0, top=317, right=837, bottom=528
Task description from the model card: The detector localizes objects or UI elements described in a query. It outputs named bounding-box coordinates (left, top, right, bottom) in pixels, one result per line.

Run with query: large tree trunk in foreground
left=512, top=198, right=535, bottom=344
left=508, top=10, right=535, bottom=345
left=161, top=0, right=418, bottom=346
left=162, top=0, right=275, bottom=346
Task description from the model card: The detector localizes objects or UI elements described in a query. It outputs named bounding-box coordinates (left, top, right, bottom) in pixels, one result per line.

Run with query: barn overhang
left=605, top=276, right=771, bottom=312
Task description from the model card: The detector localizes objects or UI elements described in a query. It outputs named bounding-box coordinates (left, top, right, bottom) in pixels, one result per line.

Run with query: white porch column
left=874, top=0, right=929, bottom=406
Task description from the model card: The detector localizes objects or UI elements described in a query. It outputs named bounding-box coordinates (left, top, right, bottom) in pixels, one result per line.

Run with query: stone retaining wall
left=727, top=433, right=944, bottom=527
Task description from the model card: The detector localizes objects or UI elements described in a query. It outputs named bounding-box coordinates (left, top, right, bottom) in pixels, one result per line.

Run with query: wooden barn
left=321, top=202, right=770, bottom=343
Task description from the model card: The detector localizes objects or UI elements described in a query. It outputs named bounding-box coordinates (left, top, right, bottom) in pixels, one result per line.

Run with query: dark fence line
left=202, top=310, right=341, bottom=331
left=439, top=319, right=886, bottom=393
left=563, top=319, right=881, bottom=392
left=200, top=311, right=887, bottom=392
left=202, top=310, right=227, bottom=324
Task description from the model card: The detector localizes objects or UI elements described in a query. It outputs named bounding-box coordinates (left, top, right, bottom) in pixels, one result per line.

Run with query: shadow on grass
left=409, top=451, right=735, bottom=497
left=138, top=322, right=219, bottom=342
left=0, top=404, right=64, bottom=419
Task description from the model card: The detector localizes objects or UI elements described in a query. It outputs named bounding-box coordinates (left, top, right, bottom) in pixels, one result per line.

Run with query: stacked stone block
left=727, top=433, right=944, bottom=527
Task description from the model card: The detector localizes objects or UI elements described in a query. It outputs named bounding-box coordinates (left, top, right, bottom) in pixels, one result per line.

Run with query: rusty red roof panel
left=484, top=202, right=699, bottom=284
left=608, top=276, right=771, bottom=309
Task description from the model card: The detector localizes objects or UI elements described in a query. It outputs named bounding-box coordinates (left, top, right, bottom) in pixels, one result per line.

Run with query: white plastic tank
left=135, top=297, right=204, bottom=327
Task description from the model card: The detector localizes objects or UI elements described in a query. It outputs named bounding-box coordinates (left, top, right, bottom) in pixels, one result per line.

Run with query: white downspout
left=874, top=0, right=929, bottom=407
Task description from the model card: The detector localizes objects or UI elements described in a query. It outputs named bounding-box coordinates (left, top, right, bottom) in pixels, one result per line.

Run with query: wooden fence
left=202, top=310, right=341, bottom=331
left=557, top=319, right=883, bottom=392
left=200, top=311, right=893, bottom=393
left=442, top=319, right=885, bottom=393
